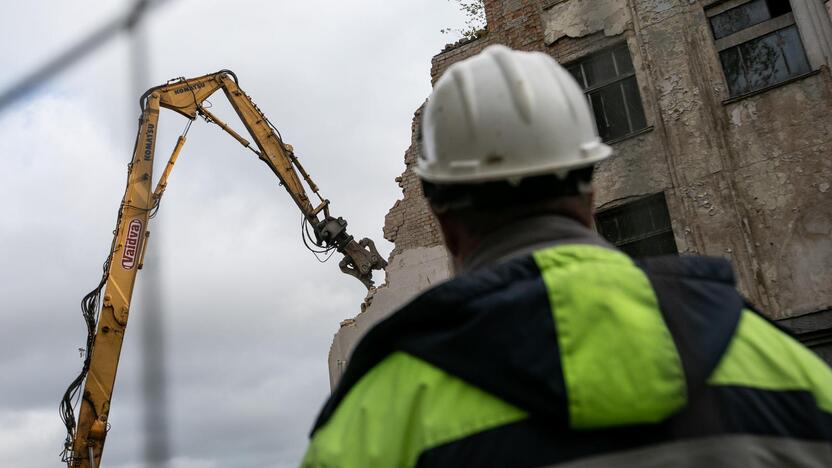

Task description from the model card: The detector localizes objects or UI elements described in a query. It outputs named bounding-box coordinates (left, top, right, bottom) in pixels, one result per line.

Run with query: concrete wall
left=328, top=246, right=451, bottom=387
left=328, top=0, right=832, bottom=386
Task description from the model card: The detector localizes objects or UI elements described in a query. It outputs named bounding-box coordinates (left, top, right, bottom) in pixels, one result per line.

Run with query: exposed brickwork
left=382, top=106, right=443, bottom=256
left=431, top=36, right=492, bottom=85
left=483, top=0, right=546, bottom=50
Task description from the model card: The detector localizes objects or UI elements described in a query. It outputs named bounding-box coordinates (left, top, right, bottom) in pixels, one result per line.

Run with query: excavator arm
left=61, top=70, right=386, bottom=467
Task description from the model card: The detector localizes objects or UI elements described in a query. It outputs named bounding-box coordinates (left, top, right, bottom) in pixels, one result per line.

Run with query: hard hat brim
left=416, top=144, right=612, bottom=185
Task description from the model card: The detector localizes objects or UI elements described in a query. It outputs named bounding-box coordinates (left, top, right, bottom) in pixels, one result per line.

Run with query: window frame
left=594, top=193, right=678, bottom=258
left=706, top=0, right=813, bottom=98
left=566, top=43, right=649, bottom=143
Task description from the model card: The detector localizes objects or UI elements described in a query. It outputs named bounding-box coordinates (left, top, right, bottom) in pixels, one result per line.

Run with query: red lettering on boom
left=121, top=219, right=144, bottom=270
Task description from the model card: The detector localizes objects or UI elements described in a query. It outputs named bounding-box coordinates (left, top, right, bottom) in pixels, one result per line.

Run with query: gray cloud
left=0, top=1, right=464, bottom=466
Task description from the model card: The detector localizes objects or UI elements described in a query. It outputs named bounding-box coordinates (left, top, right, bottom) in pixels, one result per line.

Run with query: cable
left=301, top=215, right=331, bottom=253
left=60, top=92, right=173, bottom=462
left=60, top=149, right=133, bottom=465
left=149, top=200, right=162, bottom=219
left=316, top=249, right=337, bottom=263
left=265, top=116, right=292, bottom=155
left=300, top=215, right=339, bottom=263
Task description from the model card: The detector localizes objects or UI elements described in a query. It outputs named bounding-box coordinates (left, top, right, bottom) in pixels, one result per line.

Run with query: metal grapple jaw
left=314, top=217, right=387, bottom=289
left=339, top=238, right=387, bottom=289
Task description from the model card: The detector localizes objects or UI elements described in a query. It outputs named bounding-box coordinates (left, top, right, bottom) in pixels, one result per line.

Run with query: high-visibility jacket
left=302, top=244, right=832, bottom=467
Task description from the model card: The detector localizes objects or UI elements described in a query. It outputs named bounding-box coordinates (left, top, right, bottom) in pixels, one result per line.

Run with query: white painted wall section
left=328, top=245, right=452, bottom=388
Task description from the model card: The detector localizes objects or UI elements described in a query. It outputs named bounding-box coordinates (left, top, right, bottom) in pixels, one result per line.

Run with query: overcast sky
left=0, top=2, right=466, bottom=466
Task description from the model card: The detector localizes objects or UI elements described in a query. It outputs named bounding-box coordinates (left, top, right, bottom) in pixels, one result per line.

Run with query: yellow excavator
left=60, top=70, right=387, bottom=467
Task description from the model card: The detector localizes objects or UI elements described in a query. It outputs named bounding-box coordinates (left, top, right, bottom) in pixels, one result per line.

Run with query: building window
left=707, top=0, right=811, bottom=97
left=567, top=44, right=648, bottom=143
left=595, top=193, right=678, bottom=258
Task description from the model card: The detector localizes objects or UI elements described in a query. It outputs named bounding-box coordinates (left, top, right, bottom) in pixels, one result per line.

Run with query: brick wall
left=483, top=0, right=546, bottom=50
left=431, top=35, right=492, bottom=84
left=382, top=106, right=444, bottom=256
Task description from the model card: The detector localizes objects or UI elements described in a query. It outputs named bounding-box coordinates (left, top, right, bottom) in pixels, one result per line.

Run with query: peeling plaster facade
left=542, top=0, right=630, bottom=43
left=329, top=0, right=832, bottom=385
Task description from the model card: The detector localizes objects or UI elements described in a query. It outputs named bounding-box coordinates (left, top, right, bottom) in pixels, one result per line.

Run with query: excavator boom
left=61, top=70, right=386, bottom=467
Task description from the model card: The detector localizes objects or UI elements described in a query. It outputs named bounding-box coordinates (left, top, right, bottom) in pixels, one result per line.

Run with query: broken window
left=568, top=44, right=648, bottom=142
left=707, top=0, right=811, bottom=97
left=595, top=193, right=678, bottom=258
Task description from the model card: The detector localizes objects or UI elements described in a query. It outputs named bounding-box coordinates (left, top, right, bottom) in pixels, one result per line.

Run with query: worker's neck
left=447, top=213, right=610, bottom=274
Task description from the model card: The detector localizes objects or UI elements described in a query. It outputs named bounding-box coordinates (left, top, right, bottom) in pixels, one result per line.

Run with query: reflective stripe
left=534, top=245, right=686, bottom=429
left=418, top=384, right=832, bottom=467
left=709, top=309, right=832, bottom=414
left=546, top=434, right=832, bottom=468
left=302, top=352, right=526, bottom=468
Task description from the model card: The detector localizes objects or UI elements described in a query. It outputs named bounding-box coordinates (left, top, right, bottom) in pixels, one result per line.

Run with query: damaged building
left=330, top=0, right=832, bottom=385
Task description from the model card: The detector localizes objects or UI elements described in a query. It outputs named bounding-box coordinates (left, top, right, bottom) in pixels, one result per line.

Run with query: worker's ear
left=433, top=209, right=457, bottom=255
left=432, top=208, right=467, bottom=269
left=584, top=189, right=596, bottom=229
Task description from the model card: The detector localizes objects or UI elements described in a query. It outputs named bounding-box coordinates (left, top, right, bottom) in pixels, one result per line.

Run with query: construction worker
left=302, top=45, right=832, bottom=467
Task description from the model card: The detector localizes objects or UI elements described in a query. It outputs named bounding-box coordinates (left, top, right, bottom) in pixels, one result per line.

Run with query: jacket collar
left=462, top=214, right=615, bottom=273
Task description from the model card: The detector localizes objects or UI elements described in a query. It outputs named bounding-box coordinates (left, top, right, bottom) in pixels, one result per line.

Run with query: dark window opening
left=567, top=44, right=648, bottom=142
left=709, top=0, right=792, bottom=39
left=708, top=0, right=809, bottom=96
left=595, top=193, right=678, bottom=258
left=719, top=26, right=810, bottom=96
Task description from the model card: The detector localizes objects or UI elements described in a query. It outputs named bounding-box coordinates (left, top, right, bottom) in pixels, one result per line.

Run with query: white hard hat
left=417, top=44, right=612, bottom=184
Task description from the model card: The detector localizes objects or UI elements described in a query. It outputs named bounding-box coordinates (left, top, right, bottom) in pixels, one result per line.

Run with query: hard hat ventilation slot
left=484, top=154, right=504, bottom=166
left=488, top=46, right=534, bottom=124
left=450, top=67, right=478, bottom=137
